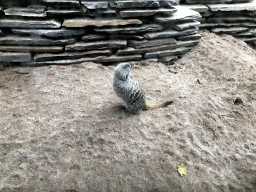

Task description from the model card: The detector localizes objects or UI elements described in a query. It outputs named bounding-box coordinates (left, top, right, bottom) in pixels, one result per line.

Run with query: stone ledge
left=12, top=28, right=86, bottom=38
left=65, top=40, right=127, bottom=51
left=0, top=36, right=75, bottom=45
left=0, top=52, right=31, bottom=62
left=119, top=8, right=177, bottom=18
left=208, top=2, right=256, bottom=12
left=34, top=50, right=112, bottom=62
left=144, top=47, right=191, bottom=58
left=94, top=24, right=164, bottom=34
left=0, top=46, right=63, bottom=52
left=63, top=18, right=142, bottom=27
left=0, top=19, right=61, bottom=29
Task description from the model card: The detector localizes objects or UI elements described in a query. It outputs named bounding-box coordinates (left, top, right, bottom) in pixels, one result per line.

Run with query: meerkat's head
left=113, top=62, right=134, bottom=81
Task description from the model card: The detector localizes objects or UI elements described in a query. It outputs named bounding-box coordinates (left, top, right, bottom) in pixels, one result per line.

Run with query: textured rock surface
left=114, top=0, right=179, bottom=8
left=65, top=40, right=127, bottom=51
left=144, top=47, right=192, bottom=58
left=155, top=6, right=201, bottom=23
left=0, top=52, right=31, bottom=62
left=63, top=18, right=142, bottom=27
left=128, top=38, right=177, bottom=48
left=208, top=2, right=256, bottom=11
left=34, top=50, right=112, bottom=62
left=12, top=28, right=86, bottom=38
left=119, top=8, right=177, bottom=17
left=0, top=3, right=201, bottom=65
left=81, top=1, right=109, bottom=9
left=145, top=27, right=199, bottom=39
left=0, top=36, right=75, bottom=45
left=4, top=8, right=47, bottom=17
left=0, top=19, right=61, bottom=28
left=0, top=46, right=63, bottom=52
left=94, top=24, right=164, bottom=34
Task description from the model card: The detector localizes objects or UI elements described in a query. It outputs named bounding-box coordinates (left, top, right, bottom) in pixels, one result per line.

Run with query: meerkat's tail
left=145, top=101, right=174, bottom=110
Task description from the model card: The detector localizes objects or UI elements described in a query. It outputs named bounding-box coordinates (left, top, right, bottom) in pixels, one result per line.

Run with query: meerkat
left=112, top=62, right=174, bottom=114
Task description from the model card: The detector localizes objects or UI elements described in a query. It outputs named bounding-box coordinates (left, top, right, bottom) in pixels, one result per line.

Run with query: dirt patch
left=1, top=31, right=256, bottom=191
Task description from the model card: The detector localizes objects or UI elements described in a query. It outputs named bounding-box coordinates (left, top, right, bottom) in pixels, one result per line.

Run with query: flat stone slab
left=117, top=40, right=199, bottom=55
left=94, top=55, right=142, bottom=63
left=28, top=57, right=100, bottom=66
left=63, top=18, right=142, bottom=27
left=12, top=28, right=86, bottom=38
left=81, top=1, right=109, bottom=9
left=113, top=0, right=179, bottom=8
left=4, top=8, right=47, bottom=17
left=42, top=0, right=80, bottom=8
left=46, top=10, right=82, bottom=16
left=144, top=47, right=191, bottom=58
left=185, top=0, right=232, bottom=3
left=119, top=8, right=177, bottom=18
left=65, top=40, right=127, bottom=51
left=177, top=34, right=202, bottom=41
left=0, top=46, right=63, bottom=52
left=144, top=27, right=199, bottom=39
left=179, top=4, right=209, bottom=12
left=208, top=17, right=256, bottom=23
left=155, top=6, right=201, bottom=23
left=128, top=38, right=177, bottom=48
left=0, top=52, right=31, bottom=62
left=208, top=2, right=256, bottom=12
left=173, top=21, right=200, bottom=31
left=211, top=27, right=249, bottom=34
left=34, top=50, right=112, bottom=62
left=200, top=22, right=256, bottom=28
left=94, top=24, right=164, bottom=34
left=0, top=19, right=61, bottom=29
left=0, top=36, right=75, bottom=45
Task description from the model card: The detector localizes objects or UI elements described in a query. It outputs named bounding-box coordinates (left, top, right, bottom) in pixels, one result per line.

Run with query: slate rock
left=208, top=2, right=256, bottom=12
left=144, top=47, right=191, bottom=58
left=27, top=57, right=100, bottom=66
left=81, top=1, right=109, bottom=9
left=46, top=10, right=82, bottom=16
left=177, top=34, right=202, bottom=41
left=0, top=19, right=61, bottom=29
left=94, top=55, right=142, bottom=63
left=128, top=38, right=177, bottom=48
left=211, top=27, right=249, bottom=34
left=0, top=52, right=31, bottom=62
left=173, top=21, right=200, bottom=31
left=119, top=8, right=177, bottom=18
left=144, top=27, right=199, bottom=39
left=34, top=50, right=112, bottom=62
left=117, top=40, right=199, bottom=55
left=200, top=22, right=256, bottom=28
left=66, top=40, right=127, bottom=51
left=0, top=36, right=75, bottom=45
left=0, top=46, right=63, bottom=53
left=207, top=17, right=256, bottom=23
left=63, top=18, right=142, bottom=27
left=4, top=8, right=47, bottom=17
left=180, top=4, right=208, bottom=12
left=86, top=9, right=117, bottom=17
left=12, top=28, right=86, bottom=38
left=185, top=0, right=232, bottom=3
left=155, top=6, right=201, bottom=24
left=113, top=0, right=179, bottom=9
left=42, top=0, right=80, bottom=8
left=94, top=24, right=164, bottom=34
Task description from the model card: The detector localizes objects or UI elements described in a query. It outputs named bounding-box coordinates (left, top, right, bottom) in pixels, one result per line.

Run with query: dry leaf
left=178, top=163, right=187, bottom=176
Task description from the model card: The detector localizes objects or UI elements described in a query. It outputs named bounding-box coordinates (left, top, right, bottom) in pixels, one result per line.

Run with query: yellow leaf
left=178, top=163, right=187, bottom=176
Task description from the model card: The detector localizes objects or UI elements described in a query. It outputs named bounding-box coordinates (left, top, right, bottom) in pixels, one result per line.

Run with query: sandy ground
left=0, top=31, right=256, bottom=191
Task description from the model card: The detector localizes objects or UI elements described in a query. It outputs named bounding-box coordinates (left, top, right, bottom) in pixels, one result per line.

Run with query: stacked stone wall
left=180, top=0, right=256, bottom=44
left=0, top=0, right=202, bottom=66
